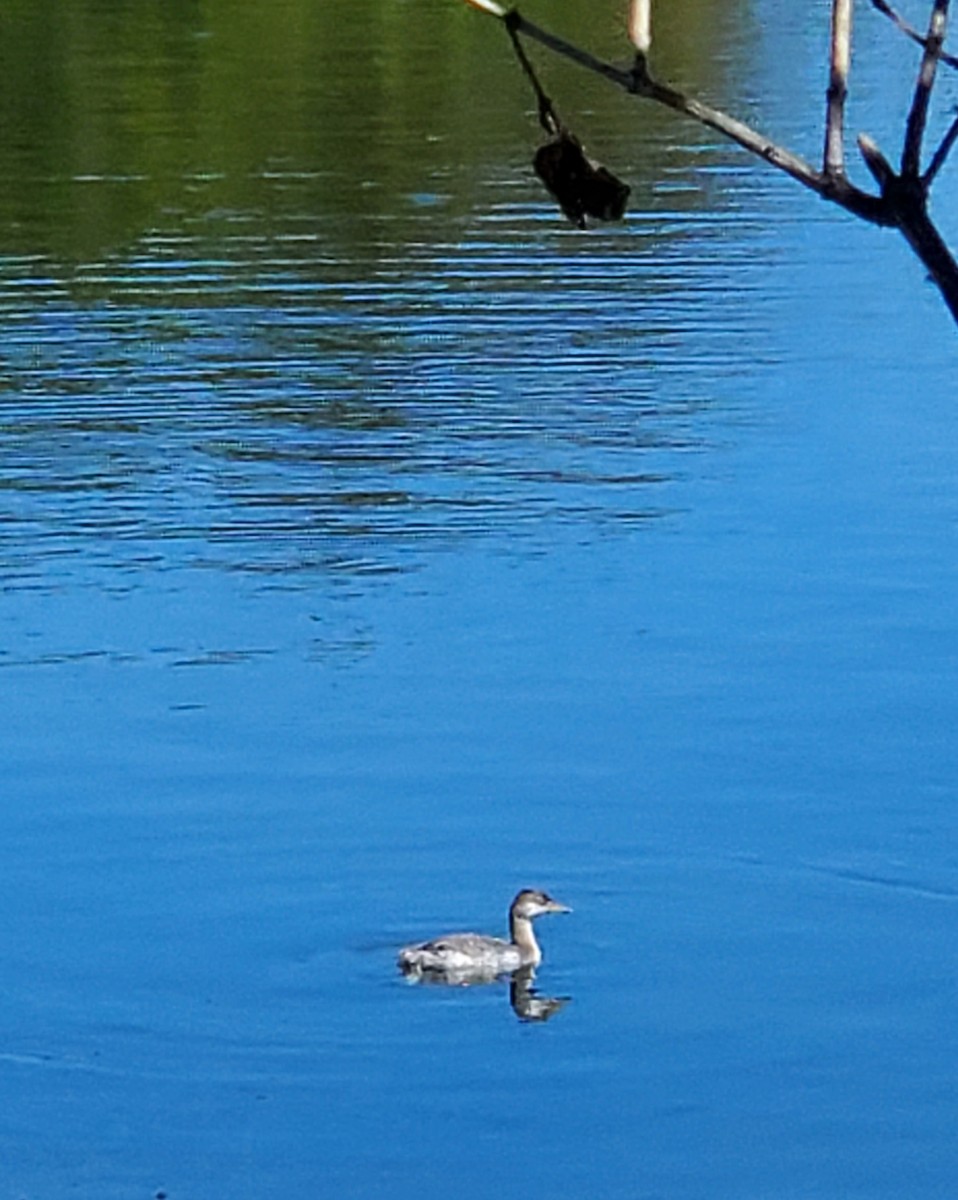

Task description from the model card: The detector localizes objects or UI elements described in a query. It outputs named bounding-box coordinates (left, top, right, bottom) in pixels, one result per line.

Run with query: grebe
left=397, top=888, right=570, bottom=979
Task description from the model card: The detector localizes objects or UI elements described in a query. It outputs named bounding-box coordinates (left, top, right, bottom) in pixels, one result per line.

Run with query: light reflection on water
left=0, top=200, right=762, bottom=586
left=2, top=1, right=958, bottom=1198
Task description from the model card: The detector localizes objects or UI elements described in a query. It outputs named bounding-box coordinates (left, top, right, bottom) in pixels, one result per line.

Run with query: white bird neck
left=509, top=912, right=542, bottom=966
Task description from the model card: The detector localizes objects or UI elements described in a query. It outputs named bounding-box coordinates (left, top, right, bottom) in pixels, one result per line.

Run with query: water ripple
left=0, top=173, right=778, bottom=590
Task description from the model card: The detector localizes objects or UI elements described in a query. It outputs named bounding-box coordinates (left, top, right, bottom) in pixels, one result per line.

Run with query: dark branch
left=858, top=132, right=958, bottom=323
left=503, top=10, right=633, bottom=89
left=902, top=0, right=951, bottom=179
left=505, top=18, right=560, bottom=135
left=859, top=133, right=897, bottom=190
left=870, top=0, right=958, bottom=70
left=924, top=108, right=958, bottom=185
left=462, top=0, right=958, bottom=325
left=499, top=9, right=888, bottom=223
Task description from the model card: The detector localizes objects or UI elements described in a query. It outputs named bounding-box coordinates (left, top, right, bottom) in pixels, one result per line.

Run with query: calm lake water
left=2, top=1, right=958, bottom=1197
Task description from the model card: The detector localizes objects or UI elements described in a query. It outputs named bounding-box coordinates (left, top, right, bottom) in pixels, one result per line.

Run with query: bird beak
left=549, top=900, right=572, bottom=914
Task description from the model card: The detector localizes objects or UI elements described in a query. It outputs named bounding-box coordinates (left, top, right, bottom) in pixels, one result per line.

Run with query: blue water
left=2, top=1, right=958, bottom=1196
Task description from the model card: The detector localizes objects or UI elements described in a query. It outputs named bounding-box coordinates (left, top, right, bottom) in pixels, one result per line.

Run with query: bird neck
left=510, top=912, right=542, bottom=965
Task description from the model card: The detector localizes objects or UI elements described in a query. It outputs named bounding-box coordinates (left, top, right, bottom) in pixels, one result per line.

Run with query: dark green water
left=2, top=2, right=958, bottom=1198
left=0, top=0, right=747, bottom=260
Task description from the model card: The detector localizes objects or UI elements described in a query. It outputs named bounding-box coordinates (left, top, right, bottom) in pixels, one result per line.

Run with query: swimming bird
left=397, top=888, right=570, bottom=980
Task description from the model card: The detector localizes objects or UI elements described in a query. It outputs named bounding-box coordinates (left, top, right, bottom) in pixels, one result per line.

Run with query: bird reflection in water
left=400, top=959, right=570, bottom=1023
left=509, top=965, right=570, bottom=1023
left=397, top=889, right=571, bottom=1022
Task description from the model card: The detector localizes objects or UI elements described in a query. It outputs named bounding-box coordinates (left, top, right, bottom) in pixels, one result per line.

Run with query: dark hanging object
left=533, top=131, right=630, bottom=229
left=506, top=16, right=630, bottom=228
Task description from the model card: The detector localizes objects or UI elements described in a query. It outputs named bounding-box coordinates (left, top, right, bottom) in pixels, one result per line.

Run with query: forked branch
left=902, top=0, right=950, bottom=177
left=462, top=0, right=958, bottom=326
left=871, top=0, right=958, bottom=69
left=475, top=4, right=886, bottom=223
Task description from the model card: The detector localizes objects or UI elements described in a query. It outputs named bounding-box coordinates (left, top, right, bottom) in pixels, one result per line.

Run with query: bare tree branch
left=501, top=11, right=633, bottom=88
left=859, top=130, right=958, bottom=326
left=506, top=19, right=560, bottom=135
left=924, top=109, right=958, bottom=184
left=859, top=132, right=898, bottom=189
left=825, top=0, right=854, bottom=176
left=493, top=8, right=888, bottom=223
left=902, top=0, right=951, bottom=178
left=628, top=0, right=652, bottom=55
left=464, top=0, right=507, bottom=15
left=870, top=0, right=958, bottom=70
left=461, top=1, right=958, bottom=325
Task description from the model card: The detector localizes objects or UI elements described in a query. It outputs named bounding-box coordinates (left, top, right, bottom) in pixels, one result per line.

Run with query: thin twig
left=461, top=0, right=958, bottom=323
left=497, top=9, right=888, bottom=223
left=859, top=132, right=897, bottom=189
left=500, top=12, right=813, bottom=190
left=506, top=20, right=561, bottom=135
left=924, top=108, right=958, bottom=184
left=463, top=0, right=507, bottom=15
left=825, top=0, right=854, bottom=176
left=628, top=0, right=652, bottom=54
left=870, top=0, right=958, bottom=69
left=501, top=10, right=633, bottom=89
left=902, top=0, right=951, bottom=178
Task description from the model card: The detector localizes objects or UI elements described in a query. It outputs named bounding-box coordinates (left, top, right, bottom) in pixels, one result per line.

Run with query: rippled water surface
left=3, top=1, right=958, bottom=1196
